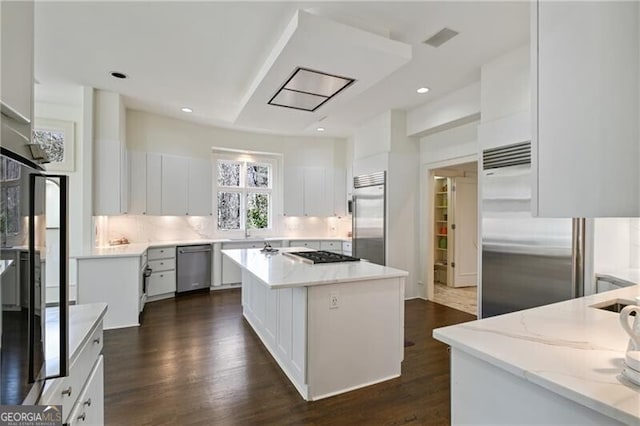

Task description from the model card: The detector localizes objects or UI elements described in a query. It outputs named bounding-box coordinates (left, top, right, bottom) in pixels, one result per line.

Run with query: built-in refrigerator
left=352, top=171, right=386, bottom=266
left=481, top=142, right=585, bottom=318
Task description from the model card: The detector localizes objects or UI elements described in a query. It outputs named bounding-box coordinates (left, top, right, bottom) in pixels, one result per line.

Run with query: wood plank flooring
left=103, top=289, right=474, bottom=425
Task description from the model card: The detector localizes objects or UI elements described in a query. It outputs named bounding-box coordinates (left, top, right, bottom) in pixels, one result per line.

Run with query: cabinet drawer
left=148, top=271, right=176, bottom=296
left=41, top=324, right=103, bottom=419
left=293, top=240, right=320, bottom=249
left=148, top=247, right=175, bottom=261
left=67, top=355, right=104, bottom=426
left=319, top=241, right=341, bottom=253
left=148, top=258, right=175, bottom=272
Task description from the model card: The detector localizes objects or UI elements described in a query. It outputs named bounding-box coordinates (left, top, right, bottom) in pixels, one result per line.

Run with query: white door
left=452, top=176, right=478, bottom=287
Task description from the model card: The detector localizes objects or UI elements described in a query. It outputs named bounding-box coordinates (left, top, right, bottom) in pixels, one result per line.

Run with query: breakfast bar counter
left=222, top=247, right=408, bottom=401
left=433, top=285, right=640, bottom=425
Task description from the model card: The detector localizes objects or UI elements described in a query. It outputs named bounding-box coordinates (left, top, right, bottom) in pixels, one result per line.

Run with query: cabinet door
left=120, top=144, right=129, bottom=214
left=1, top=1, right=33, bottom=121
left=188, top=158, right=212, bottom=216
left=333, top=168, right=347, bottom=217
left=148, top=271, right=176, bottom=296
left=303, top=167, right=325, bottom=217
left=533, top=1, right=639, bottom=217
left=129, top=151, right=147, bottom=214
left=283, top=166, right=303, bottom=216
left=161, top=155, right=189, bottom=216
left=146, top=153, right=162, bottom=215
left=93, top=140, right=122, bottom=215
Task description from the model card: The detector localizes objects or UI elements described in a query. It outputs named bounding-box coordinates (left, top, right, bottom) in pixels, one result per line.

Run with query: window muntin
left=215, top=156, right=274, bottom=232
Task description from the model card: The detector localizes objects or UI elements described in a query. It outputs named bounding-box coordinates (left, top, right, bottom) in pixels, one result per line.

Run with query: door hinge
left=451, top=262, right=455, bottom=268
left=451, top=224, right=456, bottom=230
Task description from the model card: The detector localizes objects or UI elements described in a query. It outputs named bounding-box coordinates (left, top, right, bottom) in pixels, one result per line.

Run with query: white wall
left=352, top=110, right=392, bottom=160
left=406, top=82, right=481, bottom=137
left=480, top=44, right=530, bottom=123
left=420, top=121, right=478, bottom=165
left=593, top=218, right=640, bottom=272
left=127, top=110, right=346, bottom=169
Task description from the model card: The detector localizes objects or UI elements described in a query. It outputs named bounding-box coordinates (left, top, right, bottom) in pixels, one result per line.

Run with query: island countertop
left=433, top=285, right=640, bottom=425
left=222, top=247, right=407, bottom=288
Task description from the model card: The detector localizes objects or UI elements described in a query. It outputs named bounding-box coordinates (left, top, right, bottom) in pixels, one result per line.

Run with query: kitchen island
left=222, top=247, right=408, bottom=401
left=433, top=285, right=640, bottom=425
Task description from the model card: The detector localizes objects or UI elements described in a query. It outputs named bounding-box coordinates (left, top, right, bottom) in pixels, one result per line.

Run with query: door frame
left=421, top=155, right=477, bottom=302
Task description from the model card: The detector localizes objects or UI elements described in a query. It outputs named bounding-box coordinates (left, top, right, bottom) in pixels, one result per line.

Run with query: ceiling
left=34, top=1, right=529, bottom=138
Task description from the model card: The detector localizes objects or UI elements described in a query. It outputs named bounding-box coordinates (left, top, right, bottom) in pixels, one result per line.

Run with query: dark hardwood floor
left=103, top=289, right=474, bottom=425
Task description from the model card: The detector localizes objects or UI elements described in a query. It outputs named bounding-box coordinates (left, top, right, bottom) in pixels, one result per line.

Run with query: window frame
left=212, top=151, right=280, bottom=237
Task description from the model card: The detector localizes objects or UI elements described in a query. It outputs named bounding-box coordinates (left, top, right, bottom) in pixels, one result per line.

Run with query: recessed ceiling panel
left=285, top=68, right=354, bottom=98
left=270, top=89, right=327, bottom=111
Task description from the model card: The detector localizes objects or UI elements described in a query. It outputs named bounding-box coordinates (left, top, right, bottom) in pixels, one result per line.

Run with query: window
left=0, top=156, right=22, bottom=237
left=214, top=155, right=275, bottom=232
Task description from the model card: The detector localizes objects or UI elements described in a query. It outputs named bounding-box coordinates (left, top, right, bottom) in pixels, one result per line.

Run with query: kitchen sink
left=590, top=299, right=637, bottom=314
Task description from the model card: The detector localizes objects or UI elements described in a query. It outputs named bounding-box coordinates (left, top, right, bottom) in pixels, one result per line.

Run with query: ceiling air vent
left=423, top=27, right=459, bottom=48
left=268, top=67, right=355, bottom=112
left=482, top=142, right=531, bottom=170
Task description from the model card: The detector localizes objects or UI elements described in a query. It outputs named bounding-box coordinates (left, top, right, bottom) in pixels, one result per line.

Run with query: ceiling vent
left=423, top=28, right=459, bottom=48
left=268, top=67, right=355, bottom=112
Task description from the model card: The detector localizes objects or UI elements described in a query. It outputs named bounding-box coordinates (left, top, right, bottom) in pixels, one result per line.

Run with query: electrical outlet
left=329, top=292, right=339, bottom=309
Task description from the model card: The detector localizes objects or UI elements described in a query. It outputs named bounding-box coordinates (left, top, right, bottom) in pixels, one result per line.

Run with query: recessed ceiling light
left=417, top=87, right=430, bottom=94
left=316, top=127, right=325, bottom=132
left=181, top=107, right=193, bottom=113
left=110, top=71, right=127, bottom=79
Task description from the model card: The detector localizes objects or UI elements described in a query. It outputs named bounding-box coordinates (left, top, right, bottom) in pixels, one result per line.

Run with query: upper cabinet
left=1, top=1, right=33, bottom=122
left=93, top=91, right=129, bottom=215
left=129, top=152, right=212, bottom=216
left=283, top=166, right=347, bottom=217
left=532, top=1, right=639, bottom=217
left=0, top=1, right=34, bottom=158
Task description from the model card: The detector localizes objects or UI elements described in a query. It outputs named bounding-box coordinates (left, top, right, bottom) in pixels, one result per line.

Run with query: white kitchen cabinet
left=303, top=167, right=326, bottom=217
left=94, top=140, right=128, bottom=215
left=332, top=168, right=347, bottom=217
left=319, top=240, right=341, bottom=254
left=77, top=256, right=141, bottom=329
left=146, top=153, right=162, bottom=215
left=1, top=1, right=33, bottom=122
left=93, top=91, right=129, bottom=216
left=147, top=246, right=176, bottom=298
left=161, top=155, right=189, bottom=215
left=129, top=151, right=147, bottom=215
left=292, top=240, right=320, bottom=250
left=41, top=308, right=105, bottom=425
left=187, top=158, right=213, bottom=216
left=283, top=166, right=304, bottom=216
left=532, top=1, right=639, bottom=217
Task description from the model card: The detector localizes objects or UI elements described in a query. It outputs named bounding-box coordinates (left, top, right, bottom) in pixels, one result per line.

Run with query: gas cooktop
left=284, top=250, right=360, bottom=264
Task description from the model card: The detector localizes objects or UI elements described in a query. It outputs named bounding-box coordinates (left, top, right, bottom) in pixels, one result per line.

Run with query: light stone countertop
left=433, top=285, right=640, bottom=425
left=74, top=237, right=351, bottom=259
left=222, top=247, right=407, bottom=288
left=45, top=303, right=108, bottom=376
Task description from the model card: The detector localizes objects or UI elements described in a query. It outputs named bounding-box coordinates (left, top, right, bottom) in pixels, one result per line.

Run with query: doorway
left=426, top=161, right=478, bottom=316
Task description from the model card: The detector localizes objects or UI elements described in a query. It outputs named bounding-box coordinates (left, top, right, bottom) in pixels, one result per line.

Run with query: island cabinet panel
left=450, top=348, right=625, bottom=425
left=241, top=272, right=308, bottom=393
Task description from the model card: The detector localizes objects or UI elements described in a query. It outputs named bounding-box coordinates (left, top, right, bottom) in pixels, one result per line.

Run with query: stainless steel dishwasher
left=176, top=244, right=212, bottom=293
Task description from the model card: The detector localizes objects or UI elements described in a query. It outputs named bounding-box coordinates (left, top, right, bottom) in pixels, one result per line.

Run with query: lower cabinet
left=41, top=315, right=104, bottom=425
left=147, top=246, right=176, bottom=299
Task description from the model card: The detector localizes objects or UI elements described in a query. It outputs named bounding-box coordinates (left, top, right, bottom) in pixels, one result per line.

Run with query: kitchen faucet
left=245, top=228, right=251, bottom=239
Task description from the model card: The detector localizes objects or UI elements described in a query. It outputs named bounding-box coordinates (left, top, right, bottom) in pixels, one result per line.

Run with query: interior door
left=452, top=176, right=478, bottom=287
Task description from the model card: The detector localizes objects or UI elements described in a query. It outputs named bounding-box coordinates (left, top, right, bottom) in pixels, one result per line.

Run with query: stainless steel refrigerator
left=352, top=171, right=386, bottom=265
left=481, top=142, right=584, bottom=318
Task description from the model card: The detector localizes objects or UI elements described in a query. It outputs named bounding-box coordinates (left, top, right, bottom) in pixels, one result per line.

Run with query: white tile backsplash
left=94, top=215, right=351, bottom=246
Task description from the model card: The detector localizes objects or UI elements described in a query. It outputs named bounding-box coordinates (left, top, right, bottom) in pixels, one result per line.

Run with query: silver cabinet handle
left=77, top=413, right=86, bottom=422
left=83, top=398, right=92, bottom=407
left=93, top=337, right=101, bottom=344
left=61, top=386, right=72, bottom=397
